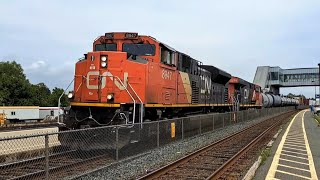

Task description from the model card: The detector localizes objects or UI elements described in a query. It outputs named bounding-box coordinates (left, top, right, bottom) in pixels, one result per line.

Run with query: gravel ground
left=72, top=112, right=288, bottom=180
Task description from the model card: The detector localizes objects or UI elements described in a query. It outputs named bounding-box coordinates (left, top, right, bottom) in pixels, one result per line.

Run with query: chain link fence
left=0, top=106, right=296, bottom=179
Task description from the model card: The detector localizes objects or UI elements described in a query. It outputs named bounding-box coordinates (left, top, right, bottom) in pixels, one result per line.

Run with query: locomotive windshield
left=95, top=44, right=117, bottom=51
left=122, top=43, right=155, bottom=56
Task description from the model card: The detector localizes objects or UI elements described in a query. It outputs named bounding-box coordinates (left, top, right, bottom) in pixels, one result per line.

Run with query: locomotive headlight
left=101, top=61, right=107, bottom=67
left=107, top=94, right=113, bottom=100
left=67, top=92, right=74, bottom=99
left=101, top=56, right=107, bottom=61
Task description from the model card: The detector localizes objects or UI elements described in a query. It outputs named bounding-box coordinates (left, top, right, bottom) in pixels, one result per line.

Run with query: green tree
left=287, top=93, right=295, bottom=98
left=0, top=61, right=69, bottom=107
left=30, top=83, right=52, bottom=106
left=0, top=61, right=33, bottom=106
left=49, top=87, right=69, bottom=107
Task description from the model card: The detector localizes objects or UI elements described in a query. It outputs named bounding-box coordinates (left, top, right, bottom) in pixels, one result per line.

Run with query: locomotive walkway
left=256, top=110, right=320, bottom=180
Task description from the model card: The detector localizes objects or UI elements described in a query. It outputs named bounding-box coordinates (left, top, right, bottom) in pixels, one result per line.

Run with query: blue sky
left=1, top=0, right=320, bottom=98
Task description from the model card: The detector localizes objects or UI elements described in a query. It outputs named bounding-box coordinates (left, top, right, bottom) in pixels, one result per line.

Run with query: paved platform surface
left=255, top=110, right=320, bottom=180
left=0, top=127, right=59, bottom=155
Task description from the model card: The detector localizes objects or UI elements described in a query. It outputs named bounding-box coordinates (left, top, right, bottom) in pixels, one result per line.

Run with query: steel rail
left=138, top=111, right=295, bottom=180
left=207, top=112, right=286, bottom=179
left=10, top=153, right=113, bottom=180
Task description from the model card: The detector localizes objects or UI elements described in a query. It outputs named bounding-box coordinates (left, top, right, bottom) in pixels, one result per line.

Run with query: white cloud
left=24, top=60, right=47, bottom=71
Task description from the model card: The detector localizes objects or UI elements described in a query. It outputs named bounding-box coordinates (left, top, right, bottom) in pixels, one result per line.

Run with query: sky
left=0, top=0, right=320, bottom=98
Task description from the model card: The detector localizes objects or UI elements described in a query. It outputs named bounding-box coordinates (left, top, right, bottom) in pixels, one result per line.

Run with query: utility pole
left=318, top=63, right=320, bottom=105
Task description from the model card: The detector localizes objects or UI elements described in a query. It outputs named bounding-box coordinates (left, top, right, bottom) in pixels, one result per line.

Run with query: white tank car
left=262, top=93, right=284, bottom=107
left=289, top=98, right=294, bottom=105
left=281, top=97, right=286, bottom=106
left=266, top=94, right=274, bottom=107
left=271, top=94, right=282, bottom=107
left=262, top=94, right=269, bottom=107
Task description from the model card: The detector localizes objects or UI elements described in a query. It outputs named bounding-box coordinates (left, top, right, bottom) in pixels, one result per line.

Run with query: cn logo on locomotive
left=200, top=75, right=212, bottom=94
left=86, top=71, right=128, bottom=90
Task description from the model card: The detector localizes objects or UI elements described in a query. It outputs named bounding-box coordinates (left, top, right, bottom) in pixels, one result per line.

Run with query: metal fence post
left=236, top=111, right=238, bottom=124
left=242, top=111, right=245, bottom=121
left=116, top=127, right=119, bottom=161
left=199, top=118, right=202, bottom=135
left=222, top=115, right=225, bottom=127
left=157, top=121, right=160, bottom=147
left=212, top=115, right=215, bottom=130
left=181, top=119, right=184, bottom=140
left=45, top=135, right=49, bottom=180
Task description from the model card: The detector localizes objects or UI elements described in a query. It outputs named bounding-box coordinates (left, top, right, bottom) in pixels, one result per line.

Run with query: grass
left=314, top=114, right=320, bottom=124
left=260, top=148, right=272, bottom=165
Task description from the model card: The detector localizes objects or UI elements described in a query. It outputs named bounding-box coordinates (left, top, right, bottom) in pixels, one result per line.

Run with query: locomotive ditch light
left=107, top=94, right=114, bottom=100
left=67, top=92, right=74, bottom=99
left=101, top=61, right=107, bottom=67
left=101, top=56, right=107, bottom=61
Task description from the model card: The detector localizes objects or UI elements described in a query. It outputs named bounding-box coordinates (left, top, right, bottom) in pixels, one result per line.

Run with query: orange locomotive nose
left=77, top=51, right=130, bottom=103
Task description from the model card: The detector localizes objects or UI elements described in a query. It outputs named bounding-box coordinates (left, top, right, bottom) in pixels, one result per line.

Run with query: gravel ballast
left=74, top=112, right=290, bottom=180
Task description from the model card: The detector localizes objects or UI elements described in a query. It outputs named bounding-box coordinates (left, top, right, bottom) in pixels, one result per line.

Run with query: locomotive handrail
left=127, top=83, right=144, bottom=125
left=75, top=75, right=86, bottom=93
left=58, top=78, right=75, bottom=123
left=100, top=75, right=137, bottom=124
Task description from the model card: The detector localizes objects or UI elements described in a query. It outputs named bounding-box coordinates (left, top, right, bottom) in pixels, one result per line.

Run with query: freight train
left=64, top=32, right=299, bottom=130
left=58, top=32, right=303, bottom=150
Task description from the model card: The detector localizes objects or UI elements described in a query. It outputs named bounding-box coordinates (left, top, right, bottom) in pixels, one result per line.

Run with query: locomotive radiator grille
left=192, top=81, right=199, bottom=103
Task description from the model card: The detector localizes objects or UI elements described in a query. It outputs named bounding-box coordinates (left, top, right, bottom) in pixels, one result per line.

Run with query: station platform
left=255, top=110, right=320, bottom=180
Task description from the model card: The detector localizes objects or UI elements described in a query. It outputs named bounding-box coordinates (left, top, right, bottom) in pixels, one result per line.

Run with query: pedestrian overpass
left=253, top=66, right=320, bottom=94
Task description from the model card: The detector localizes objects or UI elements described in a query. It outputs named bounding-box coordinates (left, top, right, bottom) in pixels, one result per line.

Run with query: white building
left=0, top=106, right=39, bottom=121
left=39, top=107, right=63, bottom=119
left=0, top=106, right=63, bottom=122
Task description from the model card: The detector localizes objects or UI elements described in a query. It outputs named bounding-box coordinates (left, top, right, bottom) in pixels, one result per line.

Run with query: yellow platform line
left=276, top=170, right=311, bottom=179
left=286, top=139, right=306, bottom=144
left=279, top=158, right=309, bottom=166
left=286, top=137, right=305, bottom=141
left=266, top=110, right=318, bottom=180
left=287, top=133, right=304, bottom=136
left=282, top=149, right=307, bottom=156
left=266, top=111, right=302, bottom=179
left=283, top=146, right=307, bottom=152
left=284, top=144, right=307, bottom=150
left=278, top=164, right=310, bottom=172
left=281, top=153, right=308, bottom=160
left=287, top=135, right=304, bottom=138
left=302, top=111, right=318, bottom=179
left=284, top=142, right=306, bottom=147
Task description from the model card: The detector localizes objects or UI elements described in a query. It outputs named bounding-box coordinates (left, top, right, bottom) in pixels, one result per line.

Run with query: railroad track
left=0, top=148, right=115, bottom=180
left=139, top=111, right=296, bottom=180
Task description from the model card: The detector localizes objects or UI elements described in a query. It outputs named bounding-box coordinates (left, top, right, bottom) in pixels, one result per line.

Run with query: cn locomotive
left=64, top=32, right=299, bottom=130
